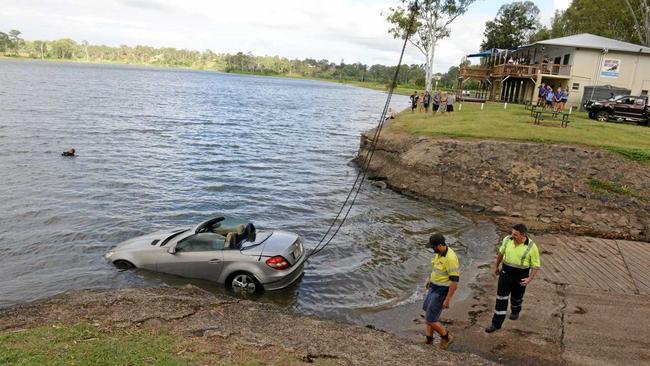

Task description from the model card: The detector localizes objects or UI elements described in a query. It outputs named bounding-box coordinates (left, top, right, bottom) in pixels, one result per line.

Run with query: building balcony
left=460, top=63, right=572, bottom=80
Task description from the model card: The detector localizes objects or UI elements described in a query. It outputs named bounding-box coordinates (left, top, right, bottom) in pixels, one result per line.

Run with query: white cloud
left=553, top=0, right=571, bottom=11
left=0, top=0, right=553, bottom=71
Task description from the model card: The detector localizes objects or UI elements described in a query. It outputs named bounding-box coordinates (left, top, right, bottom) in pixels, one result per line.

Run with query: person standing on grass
left=439, top=93, right=448, bottom=115
left=410, top=91, right=419, bottom=112
left=418, top=92, right=425, bottom=112
left=423, top=91, right=431, bottom=112
left=537, top=83, right=546, bottom=107
left=420, top=234, right=459, bottom=350
left=446, top=93, right=455, bottom=113
left=432, top=91, right=441, bottom=115
left=545, top=85, right=554, bottom=110
left=553, top=87, right=563, bottom=112
left=560, top=89, right=569, bottom=112
left=485, top=224, right=541, bottom=333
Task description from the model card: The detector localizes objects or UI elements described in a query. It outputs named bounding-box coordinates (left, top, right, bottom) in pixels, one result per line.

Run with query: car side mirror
left=168, top=246, right=176, bottom=254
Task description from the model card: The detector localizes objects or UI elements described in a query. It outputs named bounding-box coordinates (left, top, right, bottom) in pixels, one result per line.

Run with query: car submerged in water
left=105, top=216, right=305, bottom=293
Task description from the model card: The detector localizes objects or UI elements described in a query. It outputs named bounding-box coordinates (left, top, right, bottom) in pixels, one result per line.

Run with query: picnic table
left=530, top=106, right=571, bottom=127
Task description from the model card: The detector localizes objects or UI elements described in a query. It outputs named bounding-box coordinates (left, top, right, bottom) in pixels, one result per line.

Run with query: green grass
left=604, top=146, right=650, bottom=162
left=589, top=178, right=636, bottom=197
left=0, top=323, right=296, bottom=366
left=0, top=324, right=187, bottom=366
left=391, top=102, right=650, bottom=162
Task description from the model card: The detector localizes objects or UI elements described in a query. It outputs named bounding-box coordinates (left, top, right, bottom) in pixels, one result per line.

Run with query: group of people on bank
left=420, top=223, right=541, bottom=350
left=537, top=83, right=569, bottom=112
left=410, top=91, right=456, bottom=114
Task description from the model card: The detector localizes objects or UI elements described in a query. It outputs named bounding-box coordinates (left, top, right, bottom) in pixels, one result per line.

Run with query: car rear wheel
left=227, top=272, right=263, bottom=294
left=595, top=111, right=609, bottom=122
left=113, top=260, right=135, bottom=270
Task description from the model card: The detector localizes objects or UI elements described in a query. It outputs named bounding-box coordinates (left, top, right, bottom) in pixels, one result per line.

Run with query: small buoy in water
left=61, top=148, right=76, bottom=157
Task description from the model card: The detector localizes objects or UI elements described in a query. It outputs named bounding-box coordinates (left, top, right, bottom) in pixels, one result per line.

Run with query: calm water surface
left=0, top=60, right=496, bottom=324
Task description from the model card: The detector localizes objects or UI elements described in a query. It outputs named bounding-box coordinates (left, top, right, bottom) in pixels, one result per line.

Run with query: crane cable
left=307, top=1, right=420, bottom=260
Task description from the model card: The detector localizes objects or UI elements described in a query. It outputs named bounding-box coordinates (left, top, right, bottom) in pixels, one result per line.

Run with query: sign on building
left=600, top=59, right=620, bottom=78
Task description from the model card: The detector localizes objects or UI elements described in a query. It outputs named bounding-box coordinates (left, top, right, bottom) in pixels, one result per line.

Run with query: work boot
left=440, top=334, right=455, bottom=350
left=509, top=313, right=519, bottom=320
left=485, top=324, right=500, bottom=333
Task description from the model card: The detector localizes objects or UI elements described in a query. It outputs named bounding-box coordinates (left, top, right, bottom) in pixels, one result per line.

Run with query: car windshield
left=214, top=217, right=248, bottom=230
left=160, top=228, right=190, bottom=246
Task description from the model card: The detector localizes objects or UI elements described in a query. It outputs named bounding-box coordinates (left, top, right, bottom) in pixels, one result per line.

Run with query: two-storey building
left=458, top=33, right=650, bottom=106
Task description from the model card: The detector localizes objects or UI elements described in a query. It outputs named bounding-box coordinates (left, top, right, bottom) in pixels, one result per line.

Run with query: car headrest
left=236, top=224, right=245, bottom=235
left=245, top=223, right=256, bottom=242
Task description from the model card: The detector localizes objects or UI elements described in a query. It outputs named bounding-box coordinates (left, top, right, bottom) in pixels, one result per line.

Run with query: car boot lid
left=240, top=230, right=302, bottom=265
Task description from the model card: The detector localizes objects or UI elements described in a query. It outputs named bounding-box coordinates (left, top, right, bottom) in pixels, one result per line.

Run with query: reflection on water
left=0, top=60, right=496, bottom=324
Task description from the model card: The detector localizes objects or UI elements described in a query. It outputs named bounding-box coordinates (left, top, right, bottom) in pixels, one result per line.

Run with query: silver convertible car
left=105, top=216, right=305, bottom=293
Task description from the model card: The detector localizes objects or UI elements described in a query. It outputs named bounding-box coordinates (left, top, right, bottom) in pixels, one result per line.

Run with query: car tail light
left=266, top=256, right=290, bottom=270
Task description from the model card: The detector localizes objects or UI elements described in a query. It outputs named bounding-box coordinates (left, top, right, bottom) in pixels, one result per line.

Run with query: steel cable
left=307, top=1, right=420, bottom=260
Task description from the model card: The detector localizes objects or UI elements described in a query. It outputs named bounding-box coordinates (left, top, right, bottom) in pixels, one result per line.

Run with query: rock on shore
left=357, top=129, right=650, bottom=241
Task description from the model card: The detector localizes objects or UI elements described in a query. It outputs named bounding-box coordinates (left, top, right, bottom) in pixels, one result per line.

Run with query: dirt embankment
left=0, top=286, right=496, bottom=366
left=357, top=129, right=650, bottom=241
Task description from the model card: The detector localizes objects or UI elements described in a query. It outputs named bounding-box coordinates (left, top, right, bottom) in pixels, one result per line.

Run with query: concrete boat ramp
left=450, top=234, right=650, bottom=365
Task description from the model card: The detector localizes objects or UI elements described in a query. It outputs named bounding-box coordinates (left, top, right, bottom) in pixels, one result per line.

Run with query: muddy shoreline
left=0, top=287, right=497, bottom=365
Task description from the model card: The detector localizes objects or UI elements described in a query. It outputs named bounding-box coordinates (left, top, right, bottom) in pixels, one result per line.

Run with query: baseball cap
left=428, top=233, right=446, bottom=248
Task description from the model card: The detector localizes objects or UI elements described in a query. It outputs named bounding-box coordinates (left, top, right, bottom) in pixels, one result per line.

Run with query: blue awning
left=466, top=46, right=531, bottom=58
left=466, top=51, right=493, bottom=58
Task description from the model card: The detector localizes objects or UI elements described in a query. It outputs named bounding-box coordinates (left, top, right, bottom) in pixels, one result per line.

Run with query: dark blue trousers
left=491, top=266, right=528, bottom=328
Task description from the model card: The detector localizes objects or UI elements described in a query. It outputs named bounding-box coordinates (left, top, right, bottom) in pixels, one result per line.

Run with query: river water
left=0, top=59, right=497, bottom=324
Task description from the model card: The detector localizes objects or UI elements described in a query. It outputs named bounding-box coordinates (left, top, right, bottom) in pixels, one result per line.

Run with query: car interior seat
left=224, top=232, right=234, bottom=249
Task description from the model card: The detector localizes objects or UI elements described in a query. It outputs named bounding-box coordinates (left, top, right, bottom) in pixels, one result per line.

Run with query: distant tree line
left=0, top=29, right=467, bottom=90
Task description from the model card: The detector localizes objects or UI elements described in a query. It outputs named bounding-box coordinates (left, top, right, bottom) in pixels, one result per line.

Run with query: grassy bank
left=391, top=102, right=650, bottom=162
left=0, top=323, right=304, bottom=366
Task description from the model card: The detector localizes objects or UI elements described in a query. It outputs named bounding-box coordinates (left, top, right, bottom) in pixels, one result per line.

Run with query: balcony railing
left=460, top=63, right=572, bottom=79
left=459, top=66, right=490, bottom=79
left=539, top=63, right=572, bottom=76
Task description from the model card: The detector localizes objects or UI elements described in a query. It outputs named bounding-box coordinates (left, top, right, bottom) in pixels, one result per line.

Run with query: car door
left=157, top=233, right=225, bottom=281
left=613, top=97, right=632, bottom=118
left=631, top=98, right=646, bottom=120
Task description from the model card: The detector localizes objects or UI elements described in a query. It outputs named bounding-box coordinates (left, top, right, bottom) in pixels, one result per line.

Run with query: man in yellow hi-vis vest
left=421, top=234, right=459, bottom=350
left=485, top=224, right=541, bottom=333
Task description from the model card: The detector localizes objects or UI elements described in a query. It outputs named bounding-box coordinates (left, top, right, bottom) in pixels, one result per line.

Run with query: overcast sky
left=1, top=0, right=571, bottom=71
